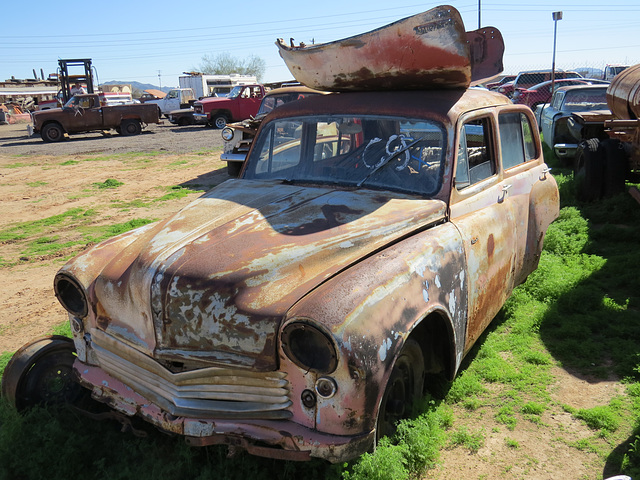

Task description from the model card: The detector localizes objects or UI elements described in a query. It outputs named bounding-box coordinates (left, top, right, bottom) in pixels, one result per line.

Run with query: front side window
left=499, top=112, right=537, bottom=169
left=227, top=86, right=243, bottom=99
left=244, top=115, right=446, bottom=196
left=455, top=117, right=496, bottom=189
left=551, top=91, right=564, bottom=110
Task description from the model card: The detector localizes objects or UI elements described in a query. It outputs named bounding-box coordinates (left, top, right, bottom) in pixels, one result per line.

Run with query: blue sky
left=1, top=1, right=638, bottom=87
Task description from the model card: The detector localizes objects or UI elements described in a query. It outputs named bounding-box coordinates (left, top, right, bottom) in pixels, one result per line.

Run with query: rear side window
left=499, top=112, right=537, bottom=169
left=516, top=73, right=545, bottom=87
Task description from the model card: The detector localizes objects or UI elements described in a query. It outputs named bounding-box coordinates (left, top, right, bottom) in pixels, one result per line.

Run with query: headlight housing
left=54, top=273, right=88, bottom=318
left=281, top=319, right=337, bottom=374
left=221, top=127, right=234, bottom=141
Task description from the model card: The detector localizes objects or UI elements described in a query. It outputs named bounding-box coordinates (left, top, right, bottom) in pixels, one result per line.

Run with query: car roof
left=266, top=88, right=512, bottom=126
left=527, top=79, right=587, bottom=90
left=555, top=84, right=608, bottom=93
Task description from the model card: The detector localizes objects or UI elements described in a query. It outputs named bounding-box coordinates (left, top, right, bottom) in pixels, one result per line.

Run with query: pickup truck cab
left=145, top=88, right=196, bottom=117
left=193, top=84, right=265, bottom=128
left=30, top=93, right=162, bottom=142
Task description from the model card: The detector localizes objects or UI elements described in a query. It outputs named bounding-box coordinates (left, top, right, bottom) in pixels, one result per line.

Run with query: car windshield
left=244, top=115, right=446, bottom=196
left=562, top=88, right=608, bottom=111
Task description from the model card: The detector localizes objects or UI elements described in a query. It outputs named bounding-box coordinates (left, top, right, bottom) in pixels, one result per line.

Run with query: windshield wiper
left=357, top=137, right=422, bottom=187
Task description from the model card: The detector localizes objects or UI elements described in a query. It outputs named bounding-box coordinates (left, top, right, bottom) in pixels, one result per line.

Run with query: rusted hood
left=90, top=179, right=446, bottom=370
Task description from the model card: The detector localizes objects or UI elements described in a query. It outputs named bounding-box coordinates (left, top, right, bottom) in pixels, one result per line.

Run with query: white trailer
left=178, top=74, right=258, bottom=99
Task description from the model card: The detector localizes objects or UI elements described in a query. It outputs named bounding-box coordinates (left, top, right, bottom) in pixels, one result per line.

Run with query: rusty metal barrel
left=607, top=63, right=640, bottom=120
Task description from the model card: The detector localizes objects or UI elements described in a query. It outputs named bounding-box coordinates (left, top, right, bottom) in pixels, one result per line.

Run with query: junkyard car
left=512, top=78, right=592, bottom=109
left=3, top=88, right=559, bottom=463
left=539, top=84, right=608, bottom=161
left=499, top=70, right=582, bottom=99
left=221, top=85, right=324, bottom=175
left=485, top=75, right=515, bottom=91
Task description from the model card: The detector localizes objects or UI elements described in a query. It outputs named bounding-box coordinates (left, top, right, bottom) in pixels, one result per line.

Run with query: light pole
left=551, top=11, right=563, bottom=98
left=478, top=0, right=481, bottom=29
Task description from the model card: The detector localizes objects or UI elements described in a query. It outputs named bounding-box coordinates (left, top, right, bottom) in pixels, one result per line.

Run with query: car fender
left=283, top=221, right=467, bottom=436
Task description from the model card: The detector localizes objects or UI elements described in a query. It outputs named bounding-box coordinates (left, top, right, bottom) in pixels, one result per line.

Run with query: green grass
left=0, top=211, right=156, bottom=264
left=93, top=178, right=124, bottom=189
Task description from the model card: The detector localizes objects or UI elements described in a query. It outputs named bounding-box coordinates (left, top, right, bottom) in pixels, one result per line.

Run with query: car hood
left=77, top=179, right=447, bottom=370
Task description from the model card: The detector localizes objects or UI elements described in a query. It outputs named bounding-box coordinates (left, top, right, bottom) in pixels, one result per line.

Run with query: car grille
left=89, top=329, right=292, bottom=420
left=193, top=104, right=203, bottom=114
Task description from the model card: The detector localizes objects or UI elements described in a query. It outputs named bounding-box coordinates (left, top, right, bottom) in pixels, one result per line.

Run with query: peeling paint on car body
left=50, top=86, right=558, bottom=463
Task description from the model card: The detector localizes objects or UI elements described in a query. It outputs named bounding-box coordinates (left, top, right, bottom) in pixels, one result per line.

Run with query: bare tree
left=196, top=53, right=266, bottom=82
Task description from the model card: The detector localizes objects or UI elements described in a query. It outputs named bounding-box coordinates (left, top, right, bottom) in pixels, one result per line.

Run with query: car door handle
left=498, top=184, right=512, bottom=203
left=541, top=167, right=551, bottom=180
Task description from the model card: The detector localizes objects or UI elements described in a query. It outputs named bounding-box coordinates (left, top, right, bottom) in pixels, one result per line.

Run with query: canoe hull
left=276, top=5, right=504, bottom=91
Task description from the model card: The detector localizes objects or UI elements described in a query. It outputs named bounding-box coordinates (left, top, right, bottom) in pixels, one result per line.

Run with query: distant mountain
left=101, top=81, right=175, bottom=94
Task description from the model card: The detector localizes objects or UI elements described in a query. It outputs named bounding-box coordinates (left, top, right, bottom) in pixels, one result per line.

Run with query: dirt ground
left=0, top=122, right=229, bottom=352
left=0, top=122, right=629, bottom=479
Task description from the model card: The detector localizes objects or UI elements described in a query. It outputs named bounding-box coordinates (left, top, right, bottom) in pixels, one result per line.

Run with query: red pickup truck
left=193, top=84, right=265, bottom=128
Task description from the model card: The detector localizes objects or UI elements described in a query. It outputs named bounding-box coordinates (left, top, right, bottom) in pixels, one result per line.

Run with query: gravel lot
left=0, top=121, right=225, bottom=156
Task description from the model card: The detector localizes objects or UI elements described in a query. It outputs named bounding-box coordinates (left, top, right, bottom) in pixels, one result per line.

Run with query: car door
left=449, top=111, right=518, bottom=353
left=496, top=108, right=554, bottom=285
left=66, top=96, right=102, bottom=133
left=540, top=90, right=564, bottom=149
left=238, top=86, right=263, bottom=119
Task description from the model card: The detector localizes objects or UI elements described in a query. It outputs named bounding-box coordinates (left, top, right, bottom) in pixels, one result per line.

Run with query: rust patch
left=487, top=233, right=495, bottom=261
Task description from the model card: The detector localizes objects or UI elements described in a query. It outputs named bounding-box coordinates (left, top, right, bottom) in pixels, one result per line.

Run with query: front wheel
left=212, top=114, right=228, bottom=129
left=41, top=123, right=64, bottom=143
left=1, top=336, right=84, bottom=411
left=120, top=119, right=142, bottom=136
left=376, top=339, right=425, bottom=441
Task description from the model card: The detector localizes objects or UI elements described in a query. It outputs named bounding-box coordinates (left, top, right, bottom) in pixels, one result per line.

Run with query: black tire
left=41, top=123, right=64, bottom=143
left=120, top=119, right=142, bottom=136
left=574, top=138, right=604, bottom=201
left=376, top=339, right=425, bottom=441
left=227, top=161, right=243, bottom=177
left=1, top=336, right=84, bottom=411
left=602, top=139, right=628, bottom=197
left=212, top=114, right=228, bottom=129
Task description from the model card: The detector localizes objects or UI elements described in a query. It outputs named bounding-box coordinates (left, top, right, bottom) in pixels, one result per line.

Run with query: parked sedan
left=512, top=79, right=590, bottom=109
left=539, top=85, right=608, bottom=161
left=3, top=88, right=559, bottom=463
left=485, top=74, right=515, bottom=90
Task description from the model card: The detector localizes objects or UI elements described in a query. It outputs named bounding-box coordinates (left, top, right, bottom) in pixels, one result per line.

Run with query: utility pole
left=158, top=70, right=162, bottom=89
left=478, top=0, right=481, bottom=29
left=551, top=11, right=563, bottom=98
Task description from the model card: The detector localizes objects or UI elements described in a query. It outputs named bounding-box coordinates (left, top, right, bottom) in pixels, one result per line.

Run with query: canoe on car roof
left=276, top=5, right=504, bottom=92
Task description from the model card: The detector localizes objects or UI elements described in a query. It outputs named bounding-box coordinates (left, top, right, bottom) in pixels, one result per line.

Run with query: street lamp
left=551, top=11, right=563, bottom=98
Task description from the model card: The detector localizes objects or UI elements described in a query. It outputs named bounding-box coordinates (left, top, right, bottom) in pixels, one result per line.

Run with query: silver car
left=539, top=85, right=608, bottom=161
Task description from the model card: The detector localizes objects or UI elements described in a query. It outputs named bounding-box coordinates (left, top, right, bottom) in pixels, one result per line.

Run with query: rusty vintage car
left=2, top=88, right=559, bottom=463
